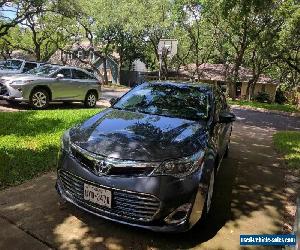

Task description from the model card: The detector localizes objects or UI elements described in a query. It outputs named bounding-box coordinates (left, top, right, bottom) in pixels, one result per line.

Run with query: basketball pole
left=159, top=53, right=162, bottom=81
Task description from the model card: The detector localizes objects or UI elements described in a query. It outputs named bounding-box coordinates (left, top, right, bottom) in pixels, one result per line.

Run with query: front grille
left=59, top=170, right=160, bottom=222
left=71, top=144, right=155, bottom=176
left=0, top=83, right=8, bottom=95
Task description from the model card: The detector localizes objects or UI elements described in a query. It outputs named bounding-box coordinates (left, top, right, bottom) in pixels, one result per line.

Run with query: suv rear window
left=72, top=69, right=94, bottom=79
left=23, top=62, right=37, bottom=72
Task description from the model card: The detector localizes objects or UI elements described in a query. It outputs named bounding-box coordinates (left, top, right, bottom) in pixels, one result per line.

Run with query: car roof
left=145, top=81, right=214, bottom=91
left=40, top=64, right=89, bottom=71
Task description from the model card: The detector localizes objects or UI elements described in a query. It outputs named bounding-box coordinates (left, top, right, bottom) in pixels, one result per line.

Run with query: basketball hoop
left=157, top=39, right=178, bottom=80
left=157, top=39, right=178, bottom=58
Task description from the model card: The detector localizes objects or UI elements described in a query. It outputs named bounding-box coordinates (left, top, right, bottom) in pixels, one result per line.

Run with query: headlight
left=61, top=129, right=71, bottom=153
left=10, top=80, right=33, bottom=86
left=151, top=151, right=205, bottom=178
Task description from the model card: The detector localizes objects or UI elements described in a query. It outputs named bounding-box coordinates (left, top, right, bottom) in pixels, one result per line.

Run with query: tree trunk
left=117, top=53, right=123, bottom=85
left=195, top=43, right=200, bottom=82
left=103, top=57, right=109, bottom=85
left=35, top=45, right=41, bottom=61
left=249, top=75, right=260, bottom=100
left=245, top=82, right=251, bottom=100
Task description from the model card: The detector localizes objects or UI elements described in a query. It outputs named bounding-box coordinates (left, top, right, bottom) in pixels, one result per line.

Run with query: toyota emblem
left=94, top=160, right=112, bottom=175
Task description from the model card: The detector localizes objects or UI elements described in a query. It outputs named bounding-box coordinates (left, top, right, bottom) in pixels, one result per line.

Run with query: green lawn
left=273, top=131, right=300, bottom=169
left=0, top=109, right=101, bottom=189
left=228, top=99, right=299, bottom=113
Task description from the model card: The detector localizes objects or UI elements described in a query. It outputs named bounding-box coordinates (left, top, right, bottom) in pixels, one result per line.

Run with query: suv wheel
left=30, top=89, right=49, bottom=109
left=84, top=91, right=97, bottom=108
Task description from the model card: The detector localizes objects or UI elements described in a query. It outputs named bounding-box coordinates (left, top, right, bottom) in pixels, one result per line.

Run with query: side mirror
left=110, top=97, right=119, bottom=106
left=56, top=73, right=64, bottom=79
left=219, top=112, right=236, bottom=123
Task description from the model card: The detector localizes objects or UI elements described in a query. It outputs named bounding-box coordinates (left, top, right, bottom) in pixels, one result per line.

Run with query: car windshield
left=113, top=83, right=210, bottom=120
left=0, top=59, right=23, bottom=70
left=26, top=65, right=60, bottom=76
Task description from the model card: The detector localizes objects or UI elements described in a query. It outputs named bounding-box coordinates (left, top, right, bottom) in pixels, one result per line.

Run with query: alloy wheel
left=86, top=93, right=97, bottom=107
left=32, top=91, right=47, bottom=108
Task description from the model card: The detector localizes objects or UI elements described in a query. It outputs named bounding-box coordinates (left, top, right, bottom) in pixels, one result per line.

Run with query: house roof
left=180, top=63, right=278, bottom=85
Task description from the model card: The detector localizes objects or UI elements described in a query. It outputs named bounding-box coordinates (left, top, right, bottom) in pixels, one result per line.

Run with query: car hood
left=0, top=70, right=20, bottom=75
left=70, top=108, right=208, bottom=162
left=1, top=74, right=47, bottom=82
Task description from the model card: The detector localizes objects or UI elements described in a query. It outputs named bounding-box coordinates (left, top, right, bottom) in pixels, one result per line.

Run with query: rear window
left=23, top=62, right=37, bottom=72
left=72, top=69, right=95, bottom=80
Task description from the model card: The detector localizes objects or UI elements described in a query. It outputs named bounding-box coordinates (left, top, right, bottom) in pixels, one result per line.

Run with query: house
left=49, top=41, right=120, bottom=84
left=180, top=63, right=279, bottom=101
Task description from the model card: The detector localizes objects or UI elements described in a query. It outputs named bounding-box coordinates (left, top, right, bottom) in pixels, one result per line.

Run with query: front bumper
left=56, top=150, right=207, bottom=232
left=0, top=82, right=28, bottom=102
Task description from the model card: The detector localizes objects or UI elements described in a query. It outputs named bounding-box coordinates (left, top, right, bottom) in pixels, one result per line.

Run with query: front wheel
left=30, top=89, right=49, bottom=109
left=84, top=91, right=97, bottom=108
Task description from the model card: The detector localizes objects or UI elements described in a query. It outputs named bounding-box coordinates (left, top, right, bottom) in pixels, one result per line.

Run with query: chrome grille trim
left=70, top=143, right=158, bottom=177
left=59, top=170, right=161, bottom=222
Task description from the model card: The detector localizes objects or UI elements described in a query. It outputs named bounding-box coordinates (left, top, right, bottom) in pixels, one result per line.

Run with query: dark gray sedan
left=0, top=65, right=101, bottom=109
left=56, top=82, right=235, bottom=232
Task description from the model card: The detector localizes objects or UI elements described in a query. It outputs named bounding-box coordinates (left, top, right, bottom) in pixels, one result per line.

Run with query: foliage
left=275, top=88, right=287, bottom=104
left=273, top=131, right=300, bottom=169
left=255, top=91, right=271, bottom=103
left=0, top=0, right=298, bottom=91
left=0, top=108, right=100, bottom=189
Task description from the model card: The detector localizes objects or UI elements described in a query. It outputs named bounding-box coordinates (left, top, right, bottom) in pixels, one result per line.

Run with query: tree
left=274, top=0, right=300, bottom=78
left=0, top=0, right=72, bottom=38
left=206, top=0, right=278, bottom=99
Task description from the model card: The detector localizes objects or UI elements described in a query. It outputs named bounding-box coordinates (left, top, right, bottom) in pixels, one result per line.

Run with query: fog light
left=164, top=203, right=192, bottom=225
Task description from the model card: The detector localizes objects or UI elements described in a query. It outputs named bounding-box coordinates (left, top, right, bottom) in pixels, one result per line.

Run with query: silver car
left=0, top=65, right=101, bottom=109
left=0, top=59, right=43, bottom=76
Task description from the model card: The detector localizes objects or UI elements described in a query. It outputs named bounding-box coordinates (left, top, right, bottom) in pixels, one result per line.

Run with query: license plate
left=83, top=183, right=112, bottom=208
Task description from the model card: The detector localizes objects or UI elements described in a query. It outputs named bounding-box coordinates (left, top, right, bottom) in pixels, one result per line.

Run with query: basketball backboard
left=157, top=39, right=178, bottom=58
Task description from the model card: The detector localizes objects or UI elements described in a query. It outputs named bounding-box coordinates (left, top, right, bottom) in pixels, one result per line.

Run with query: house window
left=262, top=84, right=266, bottom=92
left=77, top=51, right=83, bottom=59
left=66, top=53, right=72, bottom=60
left=89, top=51, right=95, bottom=61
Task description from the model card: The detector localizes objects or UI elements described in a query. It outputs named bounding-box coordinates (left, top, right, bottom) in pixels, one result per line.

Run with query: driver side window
left=53, top=69, right=72, bottom=78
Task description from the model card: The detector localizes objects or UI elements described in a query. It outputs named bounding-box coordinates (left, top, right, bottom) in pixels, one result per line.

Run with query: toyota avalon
left=56, top=81, right=235, bottom=232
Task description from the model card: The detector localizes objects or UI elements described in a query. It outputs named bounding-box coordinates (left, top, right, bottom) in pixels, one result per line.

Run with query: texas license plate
left=83, top=183, right=112, bottom=208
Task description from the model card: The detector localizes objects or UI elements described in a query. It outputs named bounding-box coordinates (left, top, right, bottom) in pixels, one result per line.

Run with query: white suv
left=0, top=59, right=43, bottom=76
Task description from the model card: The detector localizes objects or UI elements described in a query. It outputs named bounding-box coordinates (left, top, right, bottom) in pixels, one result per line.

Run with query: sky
left=0, top=5, right=17, bottom=20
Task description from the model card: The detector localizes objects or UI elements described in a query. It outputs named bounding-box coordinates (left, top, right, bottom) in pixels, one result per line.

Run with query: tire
left=29, top=88, right=50, bottom=109
left=200, top=168, right=215, bottom=222
left=84, top=91, right=97, bottom=108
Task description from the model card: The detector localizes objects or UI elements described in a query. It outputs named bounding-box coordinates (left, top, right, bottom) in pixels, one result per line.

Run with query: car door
left=71, top=69, right=97, bottom=100
left=212, top=89, right=229, bottom=157
left=50, top=68, right=74, bottom=100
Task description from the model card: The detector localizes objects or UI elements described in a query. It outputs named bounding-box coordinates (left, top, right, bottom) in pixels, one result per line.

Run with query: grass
left=0, top=108, right=101, bottom=189
left=273, top=131, right=300, bottom=169
left=228, top=99, right=299, bottom=113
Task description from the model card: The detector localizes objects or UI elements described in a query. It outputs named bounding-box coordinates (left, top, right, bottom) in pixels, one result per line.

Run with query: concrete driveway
left=0, top=98, right=299, bottom=249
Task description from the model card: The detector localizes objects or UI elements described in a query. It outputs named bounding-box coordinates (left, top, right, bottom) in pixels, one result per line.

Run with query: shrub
left=255, top=91, right=272, bottom=103
left=275, top=88, right=287, bottom=104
